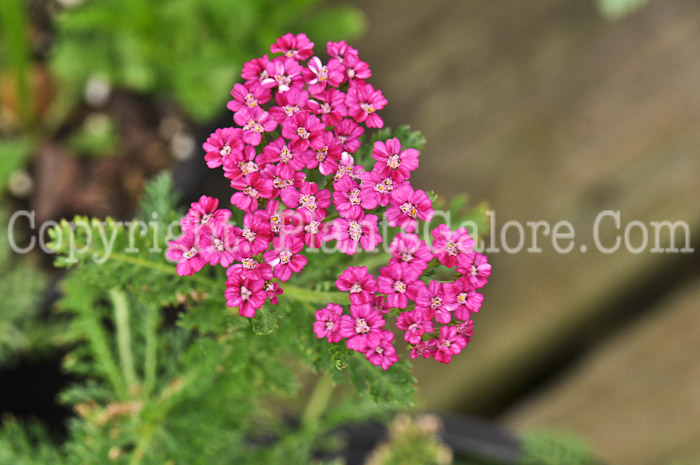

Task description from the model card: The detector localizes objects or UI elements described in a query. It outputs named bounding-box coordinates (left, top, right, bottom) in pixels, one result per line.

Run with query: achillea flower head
left=172, top=33, right=492, bottom=368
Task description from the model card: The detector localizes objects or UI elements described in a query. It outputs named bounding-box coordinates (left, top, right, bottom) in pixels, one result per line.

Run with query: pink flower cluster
left=315, top=226, right=490, bottom=369
left=167, top=34, right=491, bottom=368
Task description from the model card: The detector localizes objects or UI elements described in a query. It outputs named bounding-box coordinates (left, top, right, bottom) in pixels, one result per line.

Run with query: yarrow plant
left=168, top=33, right=492, bottom=370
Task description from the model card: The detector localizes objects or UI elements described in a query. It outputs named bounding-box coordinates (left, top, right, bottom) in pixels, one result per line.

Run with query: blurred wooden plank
left=502, top=276, right=700, bottom=465
left=354, top=0, right=700, bottom=414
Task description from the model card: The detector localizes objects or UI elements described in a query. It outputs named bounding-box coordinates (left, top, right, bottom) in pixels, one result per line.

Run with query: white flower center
left=245, top=93, right=258, bottom=107
left=400, top=202, right=418, bottom=218
left=275, top=74, right=291, bottom=86
left=220, top=145, right=231, bottom=156
left=349, top=283, right=363, bottom=293
left=183, top=248, right=196, bottom=260
left=387, top=154, right=401, bottom=169
left=305, top=221, right=320, bottom=234
left=355, top=318, right=370, bottom=335
left=393, top=280, right=406, bottom=293
left=242, top=258, right=258, bottom=269
left=360, top=102, right=375, bottom=113
left=348, top=221, right=363, bottom=241
left=239, top=161, right=259, bottom=175
left=244, top=119, right=264, bottom=133
left=348, top=188, right=361, bottom=205
left=284, top=105, right=300, bottom=117
left=279, top=250, right=292, bottom=264
left=280, top=146, right=293, bottom=163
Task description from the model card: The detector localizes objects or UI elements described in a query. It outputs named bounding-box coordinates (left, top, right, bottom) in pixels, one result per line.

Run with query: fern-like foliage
left=0, top=173, right=429, bottom=464
left=0, top=210, right=50, bottom=364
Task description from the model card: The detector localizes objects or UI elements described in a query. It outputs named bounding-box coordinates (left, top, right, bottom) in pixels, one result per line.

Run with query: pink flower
left=233, top=210, right=273, bottom=258
left=456, top=320, right=474, bottom=341
left=270, top=167, right=307, bottom=207
left=334, top=119, right=364, bottom=153
left=225, top=275, right=266, bottom=318
left=233, top=106, right=277, bottom=146
left=180, top=195, right=231, bottom=233
left=415, top=280, right=455, bottom=324
left=202, top=223, right=237, bottom=267
left=281, top=111, right=325, bottom=151
left=304, top=56, right=345, bottom=93
left=327, top=40, right=358, bottom=63
left=433, top=326, right=468, bottom=364
left=431, top=225, right=476, bottom=268
left=372, top=138, right=419, bottom=182
left=331, top=213, right=382, bottom=255
left=313, top=303, right=344, bottom=343
left=166, top=231, right=209, bottom=276
left=445, top=277, right=484, bottom=321
left=227, top=259, right=273, bottom=282
left=335, top=266, right=378, bottom=305
left=296, top=209, right=331, bottom=249
left=365, top=331, right=398, bottom=370
left=264, top=280, right=284, bottom=305
left=263, top=235, right=307, bottom=282
left=261, top=137, right=308, bottom=178
left=223, top=145, right=261, bottom=182
left=230, top=172, right=274, bottom=213
left=343, top=52, right=371, bottom=81
left=333, top=152, right=364, bottom=182
left=226, top=83, right=271, bottom=113
left=268, top=88, right=309, bottom=123
left=261, top=56, right=304, bottom=93
left=307, top=89, right=347, bottom=126
left=333, top=176, right=372, bottom=220
left=457, top=252, right=491, bottom=289
left=271, top=33, right=314, bottom=61
left=265, top=200, right=284, bottom=234
left=346, top=82, right=387, bottom=128
left=203, top=127, right=243, bottom=169
left=371, top=295, right=391, bottom=315
left=359, top=169, right=398, bottom=209
left=280, top=181, right=331, bottom=217
left=385, top=183, right=434, bottom=233
left=307, top=132, right=341, bottom=176
left=241, top=54, right=270, bottom=90
left=409, top=339, right=437, bottom=360
left=339, top=304, right=385, bottom=352
left=396, top=309, right=434, bottom=344
left=388, top=233, right=433, bottom=274
left=377, top=263, right=422, bottom=309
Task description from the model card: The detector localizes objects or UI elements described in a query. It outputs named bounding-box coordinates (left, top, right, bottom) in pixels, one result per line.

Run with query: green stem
left=110, top=288, right=139, bottom=391
left=282, top=283, right=349, bottom=306
left=143, top=304, right=158, bottom=396
left=301, top=373, right=334, bottom=426
left=57, top=230, right=350, bottom=304
left=89, top=249, right=348, bottom=304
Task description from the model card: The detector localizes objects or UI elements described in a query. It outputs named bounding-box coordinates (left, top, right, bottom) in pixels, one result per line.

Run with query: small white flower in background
left=84, top=75, right=111, bottom=107
left=171, top=132, right=195, bottom=161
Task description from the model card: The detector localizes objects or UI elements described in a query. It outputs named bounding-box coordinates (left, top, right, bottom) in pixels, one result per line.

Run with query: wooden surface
left=503, top=276, right=700, bottom=465
left=352, top=0, right=700, bottom=462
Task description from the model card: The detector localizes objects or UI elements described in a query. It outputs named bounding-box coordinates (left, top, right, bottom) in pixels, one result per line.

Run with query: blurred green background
left=2, top=0, right=699, bottom=464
